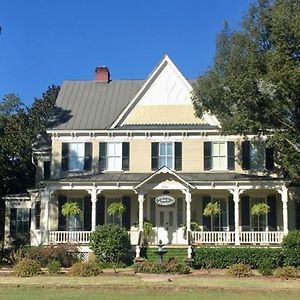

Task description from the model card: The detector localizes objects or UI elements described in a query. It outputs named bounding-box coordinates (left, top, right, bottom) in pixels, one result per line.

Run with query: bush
left=227, top=263, right=252, bottom=277
left=193, top=247, right=283, bottom=269
left=68, top=261, right=102, bottom=277
left=258, top=260, right=273, bottom=276
left=273, top=266, right=299, bottom=279
left=47, top=260, right=61, bottom=274
left=90, top=224, right=131, bottom=272
left=281, top=230, right=300, bottom=267
left=14, top=258, right=41, bottom=277
left=133, top=258, right=190, bottom=274
left=27, top=244, right=78, bottom=267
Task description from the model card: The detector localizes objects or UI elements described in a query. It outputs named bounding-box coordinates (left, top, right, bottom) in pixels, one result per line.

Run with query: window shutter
left=122, top=196, right=131, bottom=230
left=84, top=143, right=92, bottom=171
left=96, top=196, right=105, bottom=226
left=267, top=195, right=277, bottom=230
left=99, top=142, right=107, bottom=171
left=10, top=208, right=17, bottom=235
left=202, top=196, right=211, bottom=230
left=174, top=142, right=182, bottom=171
left=43, top=161, right=51, bottom=180
left=204, top=142, right=212, bottom=171
left=84, top=196, right=92, bottom=231
left=227, top=142, right=235, bottom=170
left=58, top=195, right=67, bottom=230
left=228, top=194, right=234, bottom=229
left=265, top=147, right=274, bottom=171
left=241, top=141, right=250, bottom=170
left=241, top=196, right=250, bottom=229
left=122, top=142, right=130, bottom=171
left=61, top=143, right=69, bottom=171
left=151, top=142, right=159, bottom=171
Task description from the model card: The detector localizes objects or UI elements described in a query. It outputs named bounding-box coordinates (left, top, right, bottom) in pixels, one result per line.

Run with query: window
left=43, top=161, right=51, bottom=180
left=212, top=142, right=227, bottom=170
left=66, top=198, right=84, bottom=230
left=250, top=198, right=268, bottom=231
left=11, top=208, right=30, bottom=235
left=151, top=142, right=182, bottom=171
left=250, top=142, right=266, bottom=170
left=106, top=198, right=122, bottom=225
left=61, top=143, right=92, bottom=172
left=35, top=202, right=41, bottom=229
left=99, top=142, right=130, bottom=171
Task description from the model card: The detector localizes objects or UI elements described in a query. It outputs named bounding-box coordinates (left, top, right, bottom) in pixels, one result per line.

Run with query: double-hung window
left=10, top=208, right=30, bottom=235
left=212, top=142, right=227, bottom=170
left=159, top=142, right=174, bottom=169
left=107, top=143, right=122, bottom=171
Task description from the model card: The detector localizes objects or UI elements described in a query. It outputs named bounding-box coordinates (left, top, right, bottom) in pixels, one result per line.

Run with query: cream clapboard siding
left=52, top=139, right=62, bottom=177
left=130, top=140, right=152, bottom=172
left=182, top=139, right=203, bottom=172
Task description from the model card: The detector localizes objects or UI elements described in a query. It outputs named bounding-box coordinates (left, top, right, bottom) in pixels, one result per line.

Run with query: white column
left=279, top=186, right=289, bottom=235
left=43, top=190, right=51, bottom=245
left=230, top=188, right=240, bottom=245
left=184, top=189, right=192, bottom=245
left=138, top=193, right=144, bottom=232
left=90, top=188, right=98, bottom=232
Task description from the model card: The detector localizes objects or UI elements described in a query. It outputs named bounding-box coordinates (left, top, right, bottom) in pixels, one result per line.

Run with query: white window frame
left=158, top=142, right=174, bottom=169
left=68, top=143, right=85, bottom=171
left=106, top=142, right=122, bottom=171
left=211, top=142, right=227, bottom=171
left=250, top=197, right=268, bottom=231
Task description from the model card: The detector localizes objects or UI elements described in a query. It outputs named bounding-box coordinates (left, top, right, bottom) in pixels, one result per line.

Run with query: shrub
left=90, top=224, right=131, bottom=272
left=281, top=230, right=300, bottom=267
left=68, top=261, right=102, bottom=277
left=14, top=258, right=41, bottom=277
left=193, top=247, right=283, bottom=269
left=258, top=260, right=273, bottom=276
left=227, top=263, right=252, bottom=277
left=47, top=260, right=61, bottom=274
left=273, top=266, right=299, bottom=279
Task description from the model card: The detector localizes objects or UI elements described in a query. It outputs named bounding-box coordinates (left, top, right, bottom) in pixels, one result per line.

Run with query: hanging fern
left=251, top=203, right=270, bottom=216
left=61, top=201, right=81, bottom=217
left=107, top=202, right=126, bottom=217
left=203, top=202, right=221, bottom=217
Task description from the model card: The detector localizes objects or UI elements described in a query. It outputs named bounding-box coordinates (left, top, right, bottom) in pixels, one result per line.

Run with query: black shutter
left=267, top=195, right=277, bottom=230
left=83, top=196, right=92, bottom=231
left=265, top=147, right=274, bottom=171
left=84, top=143, right=92, bottom=171
left=96, top=196, right=105, bottom=226
left=175, top=142, right=182, bottom=171
left=151, top=142, right=159, bottom=171
left=43, top=161, right=51, bottom=180
left=228, top=194, right=234, bottom=229
left=241, top=141, right=250, bottom=170
left=99, top=143, right=107, bottom=171
left=122, top=142, right=130, bottom=171
left=202, top=196, right=211, bottom=230
left=10, top=208, right=17, bottom=235
left=122, top=196, right=131, bottom=230
left=58, top=195, right=67, bottom=230
left=61, top=143, right=69, bottom=171
left=241, top=196, right=250, bottom=229
left=227, top=142, right=235, bottom=170
left=204, top=142, right=212, bottom=171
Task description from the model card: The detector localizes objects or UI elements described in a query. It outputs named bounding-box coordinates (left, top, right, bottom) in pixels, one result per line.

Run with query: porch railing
left=191, top=231, right=236, bottom=244
left=48, top=231, right=92, bottom=244
left=240, top=231, right=284, bottom=244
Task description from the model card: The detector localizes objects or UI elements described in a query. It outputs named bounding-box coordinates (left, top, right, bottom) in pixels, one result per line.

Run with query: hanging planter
left=203, top=201, right=221, bottom=231
left=107, top=202, right=126, bottom=217
left=250, top=202, right=270, bottom=231
left=61, top=201, right=81, bottom=217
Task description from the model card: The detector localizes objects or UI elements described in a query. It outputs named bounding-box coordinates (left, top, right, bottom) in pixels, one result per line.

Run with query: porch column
left=89, top=188, right=99, bottom=232
left=138, top=193, right=144, bottom=232
left=279, top=186, right=289, bottom=235
left=230, top=188, right=240, bottom=245
left=183, top=189, right=192, bottom=242
left=43, top=190, right=51, bottom=245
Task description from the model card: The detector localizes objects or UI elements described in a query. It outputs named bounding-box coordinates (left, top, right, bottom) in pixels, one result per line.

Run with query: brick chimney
left=95, top=66, right=110, bottom=83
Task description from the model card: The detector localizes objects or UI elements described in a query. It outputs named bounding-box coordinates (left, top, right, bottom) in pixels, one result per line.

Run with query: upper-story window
left=242, top=140, right=274, bottom=171
left=99, top=142, right=130, bottom=171
left=204, top=141, right=235, bottom=171
left=61, top=142, right=92, bottom=172
left=151, top=142, right=182, bottom=171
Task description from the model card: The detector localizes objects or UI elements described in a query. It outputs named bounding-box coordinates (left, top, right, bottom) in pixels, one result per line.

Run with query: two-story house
left=4, top=55, right=299, bottom=257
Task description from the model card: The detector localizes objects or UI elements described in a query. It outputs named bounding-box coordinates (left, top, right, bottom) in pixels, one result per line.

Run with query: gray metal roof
left=49, top=80, right=144, bottom=130
left=114, top=124, right=218, bottom=131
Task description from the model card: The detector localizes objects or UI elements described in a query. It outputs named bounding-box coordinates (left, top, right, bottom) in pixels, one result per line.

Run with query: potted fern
left=203, top=201, right=221, bottom=231
left=250, top=202, right=270, bottom=231
left=61, top=201, right=82, bottom=231
left=107, top=202, right=126, bottom=226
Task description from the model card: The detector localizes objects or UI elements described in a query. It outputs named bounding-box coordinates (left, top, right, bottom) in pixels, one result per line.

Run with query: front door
left=156, top=205, right=177, bottom=244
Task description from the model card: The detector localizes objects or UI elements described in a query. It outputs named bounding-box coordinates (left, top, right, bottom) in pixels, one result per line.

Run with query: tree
left=192, top=0, right=300, bottom=181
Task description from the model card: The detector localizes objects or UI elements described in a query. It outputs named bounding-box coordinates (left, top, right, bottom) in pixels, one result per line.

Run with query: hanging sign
left=155, top=195, right=175, bottom=206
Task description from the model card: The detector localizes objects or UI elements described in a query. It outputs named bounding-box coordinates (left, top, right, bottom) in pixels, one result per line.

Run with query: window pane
left=219, top=157, right=226, bottom=170
left=169, top=211, right=173, bottom=227
left=159, top=157, right=165, bottom=168
left=114, top=143, right=122, bottom=156
left=212, top=143, right=219, bottom=156
left=160, top=143, right=166, bottom=155
left=159, top=211, right=164, bottom=227
left=166, top=157, right=173, bottom=168
left=167, top=143, right=173, bottom=155
left=212, top=157, right=219, bottom=170
left=219, top=142, right=226, bottom=155
left=107, top=143, right=115, bottom=155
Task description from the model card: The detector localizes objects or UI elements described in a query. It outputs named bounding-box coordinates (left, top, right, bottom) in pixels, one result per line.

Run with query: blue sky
left=0, top=0, right=253, bottom=105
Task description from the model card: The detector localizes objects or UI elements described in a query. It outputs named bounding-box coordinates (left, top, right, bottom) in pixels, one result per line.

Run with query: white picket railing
left=191, top=231, right=236, bottom=244
left=48, top=231, right=92, bottom=244
left=240, top=231, right=284, bottom=244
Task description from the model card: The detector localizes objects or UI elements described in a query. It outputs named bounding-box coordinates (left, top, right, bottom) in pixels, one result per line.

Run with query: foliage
left=89, top=224, right=131, bottom=273
left=251, top=203, right=270, bottom=216
left=27, top=244, right=78, bottom=267
left=227, top=263, right=252, bottom=277
left=258, top=260, right=274, bottom=276
left=182, top=221, right=201, bottom=237
left=6, top=246, right=28, bottom=265
left=281, top=230, right=300, bottom=266
left=133, top=258, right=190, bottom=274
left=13, top=258, right=41, bottom=277
left=143, top=220, right=154, bottom=238
left=273, top=266, right=299, bottom=279
left=193, top=247, right=283, bottom=269
left=61, top=201, right=81, bottom=217
left=47, top=260, right=61, bottom=274
left=203, top=202, right=221, bottom=217
left=192, top=0, right=300, bottom=181
left=107, top=202, right=126, bottom=217
left=68, top=261, right=102, bottom=277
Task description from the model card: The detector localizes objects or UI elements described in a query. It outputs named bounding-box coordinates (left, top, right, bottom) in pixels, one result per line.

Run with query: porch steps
left=142, top=247, right=188, bottom=263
